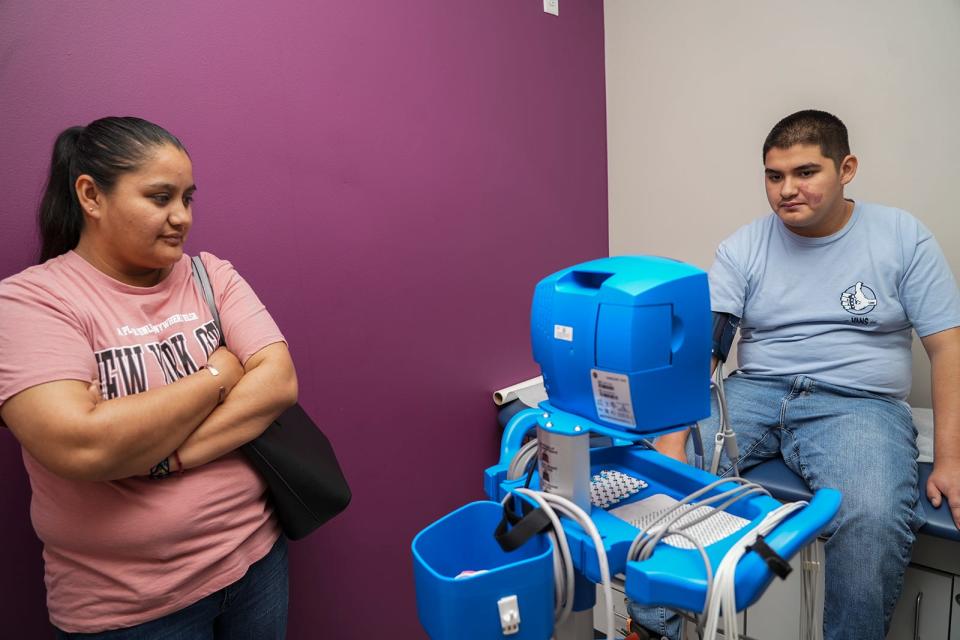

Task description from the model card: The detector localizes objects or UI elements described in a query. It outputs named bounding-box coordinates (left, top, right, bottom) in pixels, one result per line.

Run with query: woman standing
left=0, top=117, right=297, bottom=638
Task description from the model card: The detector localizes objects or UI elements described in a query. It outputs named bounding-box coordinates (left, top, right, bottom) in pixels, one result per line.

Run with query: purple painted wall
left=0, top=2, right=607, bottom=637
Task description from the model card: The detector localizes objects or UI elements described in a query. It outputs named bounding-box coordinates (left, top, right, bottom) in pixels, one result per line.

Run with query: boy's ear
left=838, top=154, right=858, bottom=186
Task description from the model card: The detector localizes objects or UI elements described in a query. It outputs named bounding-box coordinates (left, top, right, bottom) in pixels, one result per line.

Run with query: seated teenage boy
left=630, top=109, right=960, bottom=640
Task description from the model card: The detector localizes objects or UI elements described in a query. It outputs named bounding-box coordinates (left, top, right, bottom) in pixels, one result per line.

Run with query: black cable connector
left=494, top=495, right=553, bottom=552
left=745, top=534, right=792, bottom=580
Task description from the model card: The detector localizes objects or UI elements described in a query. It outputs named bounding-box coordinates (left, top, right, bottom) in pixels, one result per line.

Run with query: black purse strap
left=191, top=256, right=226, bottom=349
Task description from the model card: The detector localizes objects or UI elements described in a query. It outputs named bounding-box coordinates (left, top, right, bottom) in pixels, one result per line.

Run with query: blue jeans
left=630, top=373, right=923, bottom=640
left=56, top=536, right=289, bottom=640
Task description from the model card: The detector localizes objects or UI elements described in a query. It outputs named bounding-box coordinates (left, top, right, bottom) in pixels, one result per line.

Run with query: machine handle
left=913, top=591, right=923, bottom=640
left=558, top=269, right=613, bottom=291
left=498, top=408, right=540, bottom=467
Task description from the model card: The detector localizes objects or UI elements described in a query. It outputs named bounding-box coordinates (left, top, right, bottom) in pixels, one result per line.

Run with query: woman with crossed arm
left=0, top=117, right=297, bottom=639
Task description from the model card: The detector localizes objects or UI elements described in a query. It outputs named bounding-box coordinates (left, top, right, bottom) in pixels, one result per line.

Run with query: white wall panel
left=604, top=0, right=960, bottom=405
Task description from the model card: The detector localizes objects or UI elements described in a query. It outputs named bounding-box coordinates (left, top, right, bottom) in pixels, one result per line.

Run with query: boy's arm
left=657, top=240, right=746, bottom=464
left=922, top=326, right=960, bottom=528
left=654, top=356, right=719, bottom=462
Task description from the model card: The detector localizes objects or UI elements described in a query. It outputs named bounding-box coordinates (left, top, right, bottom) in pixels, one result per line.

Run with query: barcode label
left=591, top=369, right=636, bottom=427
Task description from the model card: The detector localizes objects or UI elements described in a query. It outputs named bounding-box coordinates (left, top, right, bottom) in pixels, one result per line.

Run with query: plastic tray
left=487, top=440, right=840, bottom=613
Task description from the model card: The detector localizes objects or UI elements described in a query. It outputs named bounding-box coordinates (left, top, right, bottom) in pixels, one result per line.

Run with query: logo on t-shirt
left=840, top=282, right=878, bottom=316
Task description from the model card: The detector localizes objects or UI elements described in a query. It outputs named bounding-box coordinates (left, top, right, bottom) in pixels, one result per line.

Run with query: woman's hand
left=173, top=342, right=297, bottom=470
left=87, top=380, right=102, bottom=406
left=206, top=347, right=244, bottom=394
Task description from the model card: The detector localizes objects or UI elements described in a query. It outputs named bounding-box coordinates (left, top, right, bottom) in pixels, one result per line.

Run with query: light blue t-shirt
left=709, top=201, right=960, bottom=399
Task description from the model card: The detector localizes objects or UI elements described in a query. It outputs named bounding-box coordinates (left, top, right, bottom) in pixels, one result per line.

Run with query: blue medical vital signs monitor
left=531, top=256, right=711, bottom=434
left=413, top=255, right=842, bottom=640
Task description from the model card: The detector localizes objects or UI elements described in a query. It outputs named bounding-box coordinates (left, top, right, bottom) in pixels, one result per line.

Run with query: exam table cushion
left=743, top=459, right=958, bottom=542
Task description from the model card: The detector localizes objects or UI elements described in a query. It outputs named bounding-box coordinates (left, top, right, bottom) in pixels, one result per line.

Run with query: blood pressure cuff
left=712, top=312, right=740, bottom=363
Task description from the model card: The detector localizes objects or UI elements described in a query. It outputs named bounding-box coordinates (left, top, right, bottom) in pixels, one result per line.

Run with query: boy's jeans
left=629, top=373, right=923, bottom=640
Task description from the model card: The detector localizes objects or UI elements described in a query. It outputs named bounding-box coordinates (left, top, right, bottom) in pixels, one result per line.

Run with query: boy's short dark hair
left=763, top=110, right=850, bottom=169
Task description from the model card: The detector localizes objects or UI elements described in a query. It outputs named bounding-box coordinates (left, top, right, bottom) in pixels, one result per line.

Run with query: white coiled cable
left=702, top=501, right=807, bottom=640
left=506, top=488, right=617, bottom=640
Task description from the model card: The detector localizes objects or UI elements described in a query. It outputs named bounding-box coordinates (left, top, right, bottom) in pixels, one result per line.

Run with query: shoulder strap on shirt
left=190, top=255, right=226, bottom=348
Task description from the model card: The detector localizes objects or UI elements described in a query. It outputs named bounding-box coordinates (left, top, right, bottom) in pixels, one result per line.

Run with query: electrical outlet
left=544, top=0, right=558, bottom=16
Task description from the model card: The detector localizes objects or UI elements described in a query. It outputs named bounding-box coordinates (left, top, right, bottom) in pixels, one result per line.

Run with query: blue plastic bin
left=412, top=501, right=554, bottom=639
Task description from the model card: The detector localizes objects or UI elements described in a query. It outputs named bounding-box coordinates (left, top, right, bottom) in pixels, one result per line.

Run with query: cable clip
left=494, top=495, right=553, bottom=552
left=745, top=534, right=792, bottom=579
left=497, top=595, right=521, bottom=635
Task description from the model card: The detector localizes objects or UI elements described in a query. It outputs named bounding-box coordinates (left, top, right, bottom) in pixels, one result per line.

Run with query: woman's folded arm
left=0, top=346, right=244, bottom=481
left=173, top=341, right=298, bottom=470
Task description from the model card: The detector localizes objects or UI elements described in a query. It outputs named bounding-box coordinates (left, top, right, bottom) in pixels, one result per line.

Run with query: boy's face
left=763, top=143, right=858, bottom=237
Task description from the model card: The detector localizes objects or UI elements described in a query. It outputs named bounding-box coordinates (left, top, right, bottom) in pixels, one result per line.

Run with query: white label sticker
left=553, top=324, right=574, bottom=342
left=590, top=369, right=636, bottom=428
left=538, top=440, right=560, bottom=494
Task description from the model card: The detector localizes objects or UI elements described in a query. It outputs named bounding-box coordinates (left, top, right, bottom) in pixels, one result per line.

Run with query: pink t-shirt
left=0, top=251, right=285, bottom=633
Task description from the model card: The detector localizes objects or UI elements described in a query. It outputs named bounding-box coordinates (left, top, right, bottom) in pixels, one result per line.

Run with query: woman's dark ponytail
left=38, top=126, right=85, bottom=263
left=36, top=117, right=186, bottom=263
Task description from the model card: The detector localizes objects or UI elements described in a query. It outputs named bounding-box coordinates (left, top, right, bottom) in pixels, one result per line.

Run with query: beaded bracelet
left=149, top=458, right=171, bottom=480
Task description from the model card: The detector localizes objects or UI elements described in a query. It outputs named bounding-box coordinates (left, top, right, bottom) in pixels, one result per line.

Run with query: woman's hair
left=37, top=116, right=186, bottom=263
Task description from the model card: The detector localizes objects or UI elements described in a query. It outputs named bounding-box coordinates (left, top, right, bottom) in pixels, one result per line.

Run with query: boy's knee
left=836, top=498, right=916, bottom=546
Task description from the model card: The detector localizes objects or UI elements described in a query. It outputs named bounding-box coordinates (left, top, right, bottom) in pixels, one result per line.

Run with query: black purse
left=191, top=256, right=351, bottom=540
